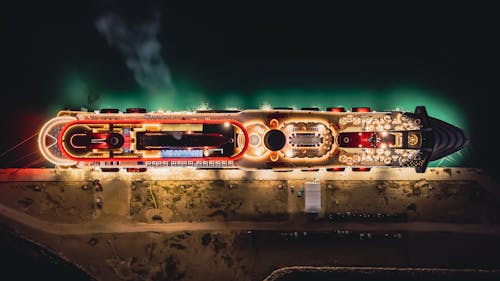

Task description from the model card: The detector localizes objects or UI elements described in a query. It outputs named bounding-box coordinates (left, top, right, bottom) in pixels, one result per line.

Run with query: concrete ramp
left=305, top=182, right=321, bottom=213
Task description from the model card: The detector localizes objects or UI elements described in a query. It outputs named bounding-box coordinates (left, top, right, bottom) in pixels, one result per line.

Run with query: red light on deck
left=127, top=168, right=147, bottom=172
left=352, top=167, right=371, bottom=172
left=352, top=107, right=371, bottom=112
left=125, top=108, right=147, bottom=113
left=326, top=167, right=345, bottom=172
left=327, top=107, right=346, bottom=112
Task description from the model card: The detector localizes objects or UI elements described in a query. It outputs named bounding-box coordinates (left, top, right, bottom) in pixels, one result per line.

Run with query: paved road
left=2, top=202, right=500, bottom=236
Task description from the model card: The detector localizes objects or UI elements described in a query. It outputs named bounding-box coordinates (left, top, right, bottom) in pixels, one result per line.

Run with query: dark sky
left=2, top=1, right=499, bottom=173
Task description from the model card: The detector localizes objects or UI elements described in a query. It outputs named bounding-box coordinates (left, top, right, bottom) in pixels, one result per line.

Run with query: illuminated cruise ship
left=38, top=106, right=468, bottom=173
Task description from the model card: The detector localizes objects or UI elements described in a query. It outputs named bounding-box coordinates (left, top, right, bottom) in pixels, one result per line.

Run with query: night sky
left=2, top=1, right=498, bottom=177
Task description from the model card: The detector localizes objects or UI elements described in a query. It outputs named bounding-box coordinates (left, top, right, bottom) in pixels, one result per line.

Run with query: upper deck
left=38, top=106, right=467, bottom=173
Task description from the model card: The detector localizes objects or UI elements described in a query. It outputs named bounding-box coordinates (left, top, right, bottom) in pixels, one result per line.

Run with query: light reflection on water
left=52, top=76, right=469, bottom=167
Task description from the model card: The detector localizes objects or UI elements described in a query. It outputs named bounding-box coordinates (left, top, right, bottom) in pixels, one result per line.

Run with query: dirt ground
left=30, top=229, right=500, bottom=281
left=130, top=180, right=289, bottom=223
left=38, top=230, right=253, bottom=281
left=0, top=181, right=95, bottom=223
left=322, top=180, right=498, bottom=224
left=126, top=179, right=500, bottom=225
left=1, top=178, right=498, bottom=226
left=2, top=169, right=500, bottom=281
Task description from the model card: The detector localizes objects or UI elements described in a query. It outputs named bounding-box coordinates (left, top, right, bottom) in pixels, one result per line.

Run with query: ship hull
left=38, top=106, right=468, bottom=173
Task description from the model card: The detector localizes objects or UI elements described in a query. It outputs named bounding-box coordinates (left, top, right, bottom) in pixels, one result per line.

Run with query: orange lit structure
left=38, top=106, right=467, bottom=173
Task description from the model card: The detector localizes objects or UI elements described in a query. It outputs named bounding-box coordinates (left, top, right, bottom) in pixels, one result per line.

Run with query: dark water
left=1, top=2, right=496, bottom=175
left=0, top=226, right=94, bottom=281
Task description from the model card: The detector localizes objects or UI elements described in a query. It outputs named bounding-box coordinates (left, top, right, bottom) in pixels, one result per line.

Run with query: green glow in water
left=54, top=74, right=469, bottom=167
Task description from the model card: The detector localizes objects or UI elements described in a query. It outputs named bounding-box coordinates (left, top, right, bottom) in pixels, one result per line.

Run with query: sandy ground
left=2, top=178, right=491, bottom=225
left=322, top=180, right=498, bottom=224
left=130, top=180, right=289, bottom=223
left=0, top=181, right=95, bottom=223
left=1, top=168, right=500, bottom=280
left=20, top=229, right=500, bottom=281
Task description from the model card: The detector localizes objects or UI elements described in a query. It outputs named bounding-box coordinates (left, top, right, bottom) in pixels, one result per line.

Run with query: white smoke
left=95, top=13, right=174, bottom=93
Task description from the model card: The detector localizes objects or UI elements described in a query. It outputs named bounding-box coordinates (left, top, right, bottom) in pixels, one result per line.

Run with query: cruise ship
left=38, top=106, right=468, bottom=173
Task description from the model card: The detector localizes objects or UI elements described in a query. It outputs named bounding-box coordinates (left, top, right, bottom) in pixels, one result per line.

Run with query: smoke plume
left=95, top=12, right=174, bottom=93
